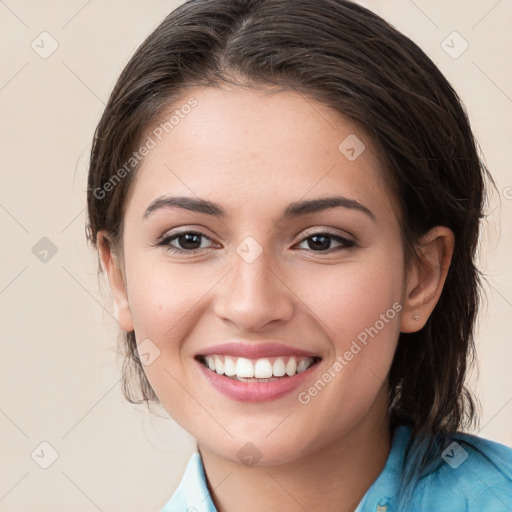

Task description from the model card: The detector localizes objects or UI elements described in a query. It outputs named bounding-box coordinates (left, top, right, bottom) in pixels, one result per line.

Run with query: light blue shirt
left=161, top=425, right=512, bottom=512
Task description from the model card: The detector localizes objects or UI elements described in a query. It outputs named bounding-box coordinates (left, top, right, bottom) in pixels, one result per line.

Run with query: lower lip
left=196, top=359, right=320, bottom=402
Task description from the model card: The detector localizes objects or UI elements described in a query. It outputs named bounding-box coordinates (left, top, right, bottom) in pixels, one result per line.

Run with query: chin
left=200, top=431, right=320, bottom=468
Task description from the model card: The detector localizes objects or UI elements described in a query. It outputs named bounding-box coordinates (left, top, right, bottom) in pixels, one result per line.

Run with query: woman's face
left=108, top=86, right=409, bottom=465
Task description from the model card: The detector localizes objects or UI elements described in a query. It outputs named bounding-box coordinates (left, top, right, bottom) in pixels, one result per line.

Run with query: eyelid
left=155, top=225, right=216, bottom=243
left=297, top=227, right=355, bottom=243
left=155, top=228, right=217, bottom=252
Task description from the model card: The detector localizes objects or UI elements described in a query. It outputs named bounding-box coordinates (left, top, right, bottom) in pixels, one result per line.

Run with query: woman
left=86, top=1, right=512, bottom=510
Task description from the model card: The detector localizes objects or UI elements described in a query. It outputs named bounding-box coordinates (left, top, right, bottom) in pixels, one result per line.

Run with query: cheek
left=295, top=251, right=404, bottom=347
left=126, top=258, right=211, bottom=339
left=123, top=260, right=211, bottom=429
left=293, top=251, right=403, bottom=405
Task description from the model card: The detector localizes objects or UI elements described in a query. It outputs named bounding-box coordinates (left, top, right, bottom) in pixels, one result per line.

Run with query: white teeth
left=202, top=355, right=316, bottom=379
left=235, top=357, right=254, bottom=378
left=272, top=358, right=286, bottom=377
left=297, top=359, right=309, bottom=374
left=285, top=356, right=297, bottom=376
left=254, top=358, right=273, bottom=378
left=214, top=355, right=224, bottom=374
left=224, top=356, right=236, bottom=376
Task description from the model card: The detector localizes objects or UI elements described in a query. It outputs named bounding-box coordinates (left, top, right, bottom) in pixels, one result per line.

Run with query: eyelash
left=155, top=230, right=356, bottom=255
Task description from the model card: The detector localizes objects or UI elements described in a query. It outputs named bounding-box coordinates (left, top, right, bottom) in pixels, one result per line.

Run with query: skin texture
left=97, top=85, right=454, bottom=512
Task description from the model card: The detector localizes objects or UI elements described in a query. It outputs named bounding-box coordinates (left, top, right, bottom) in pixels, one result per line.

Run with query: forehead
left=127, top=86, right=395, bottom=220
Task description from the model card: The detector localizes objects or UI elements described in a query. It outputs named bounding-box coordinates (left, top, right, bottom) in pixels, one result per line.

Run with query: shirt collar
left=165, top=451, right=217, bottom=512
left=354, top=424, right=413, bottom=512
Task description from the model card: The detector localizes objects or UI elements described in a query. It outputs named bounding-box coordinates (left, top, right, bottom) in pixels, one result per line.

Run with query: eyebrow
left=142, top=195, right=376, bottom=222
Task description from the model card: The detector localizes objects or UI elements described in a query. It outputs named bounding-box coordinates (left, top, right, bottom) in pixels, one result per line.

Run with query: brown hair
left=86, top=0, right=492, bottom=495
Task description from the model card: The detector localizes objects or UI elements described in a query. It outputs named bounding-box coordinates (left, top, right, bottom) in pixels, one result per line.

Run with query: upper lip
left=196, top=341, right=321, bottom=359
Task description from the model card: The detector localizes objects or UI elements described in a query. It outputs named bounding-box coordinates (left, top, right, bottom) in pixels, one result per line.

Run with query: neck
left=199, top=387, right=392, bottom=512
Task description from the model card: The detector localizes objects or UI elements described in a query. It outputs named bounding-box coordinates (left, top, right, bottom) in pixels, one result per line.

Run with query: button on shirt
left=160, top=425, right=512, bottom=512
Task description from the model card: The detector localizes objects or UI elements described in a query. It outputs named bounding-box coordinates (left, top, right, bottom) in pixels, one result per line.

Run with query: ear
left=97, top=231, right=134, bottom=332
left=400, top=226, right=455, bottom=333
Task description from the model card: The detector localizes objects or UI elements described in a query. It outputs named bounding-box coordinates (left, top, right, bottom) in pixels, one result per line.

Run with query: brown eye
left=295, top=232, right=355, bottom=252
left=157, top=231, right=214, bottom=254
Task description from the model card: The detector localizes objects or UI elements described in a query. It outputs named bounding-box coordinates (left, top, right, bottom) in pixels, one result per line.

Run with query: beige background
left=0, top=1, right=511, bottom=511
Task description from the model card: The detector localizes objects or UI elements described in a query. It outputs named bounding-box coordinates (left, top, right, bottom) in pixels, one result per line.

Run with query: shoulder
left=413, top=430, right=512, bottom=511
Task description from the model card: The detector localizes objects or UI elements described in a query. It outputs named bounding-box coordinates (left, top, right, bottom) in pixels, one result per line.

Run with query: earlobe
left=97, top=231, right=134, bottom=333
left=400, top=226, right=455, bottom=333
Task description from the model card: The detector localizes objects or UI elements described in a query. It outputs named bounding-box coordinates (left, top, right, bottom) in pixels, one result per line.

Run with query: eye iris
left=308, top=234, right=331, bottom=251
left=178, top=233, right=202, bottom=250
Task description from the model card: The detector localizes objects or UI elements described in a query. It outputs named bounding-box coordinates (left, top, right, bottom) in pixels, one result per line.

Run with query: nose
left=213, top=245, right=295, bottom=332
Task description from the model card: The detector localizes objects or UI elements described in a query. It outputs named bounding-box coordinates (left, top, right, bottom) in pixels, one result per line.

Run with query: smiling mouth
left=196, top=355, right=321, bottom=382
